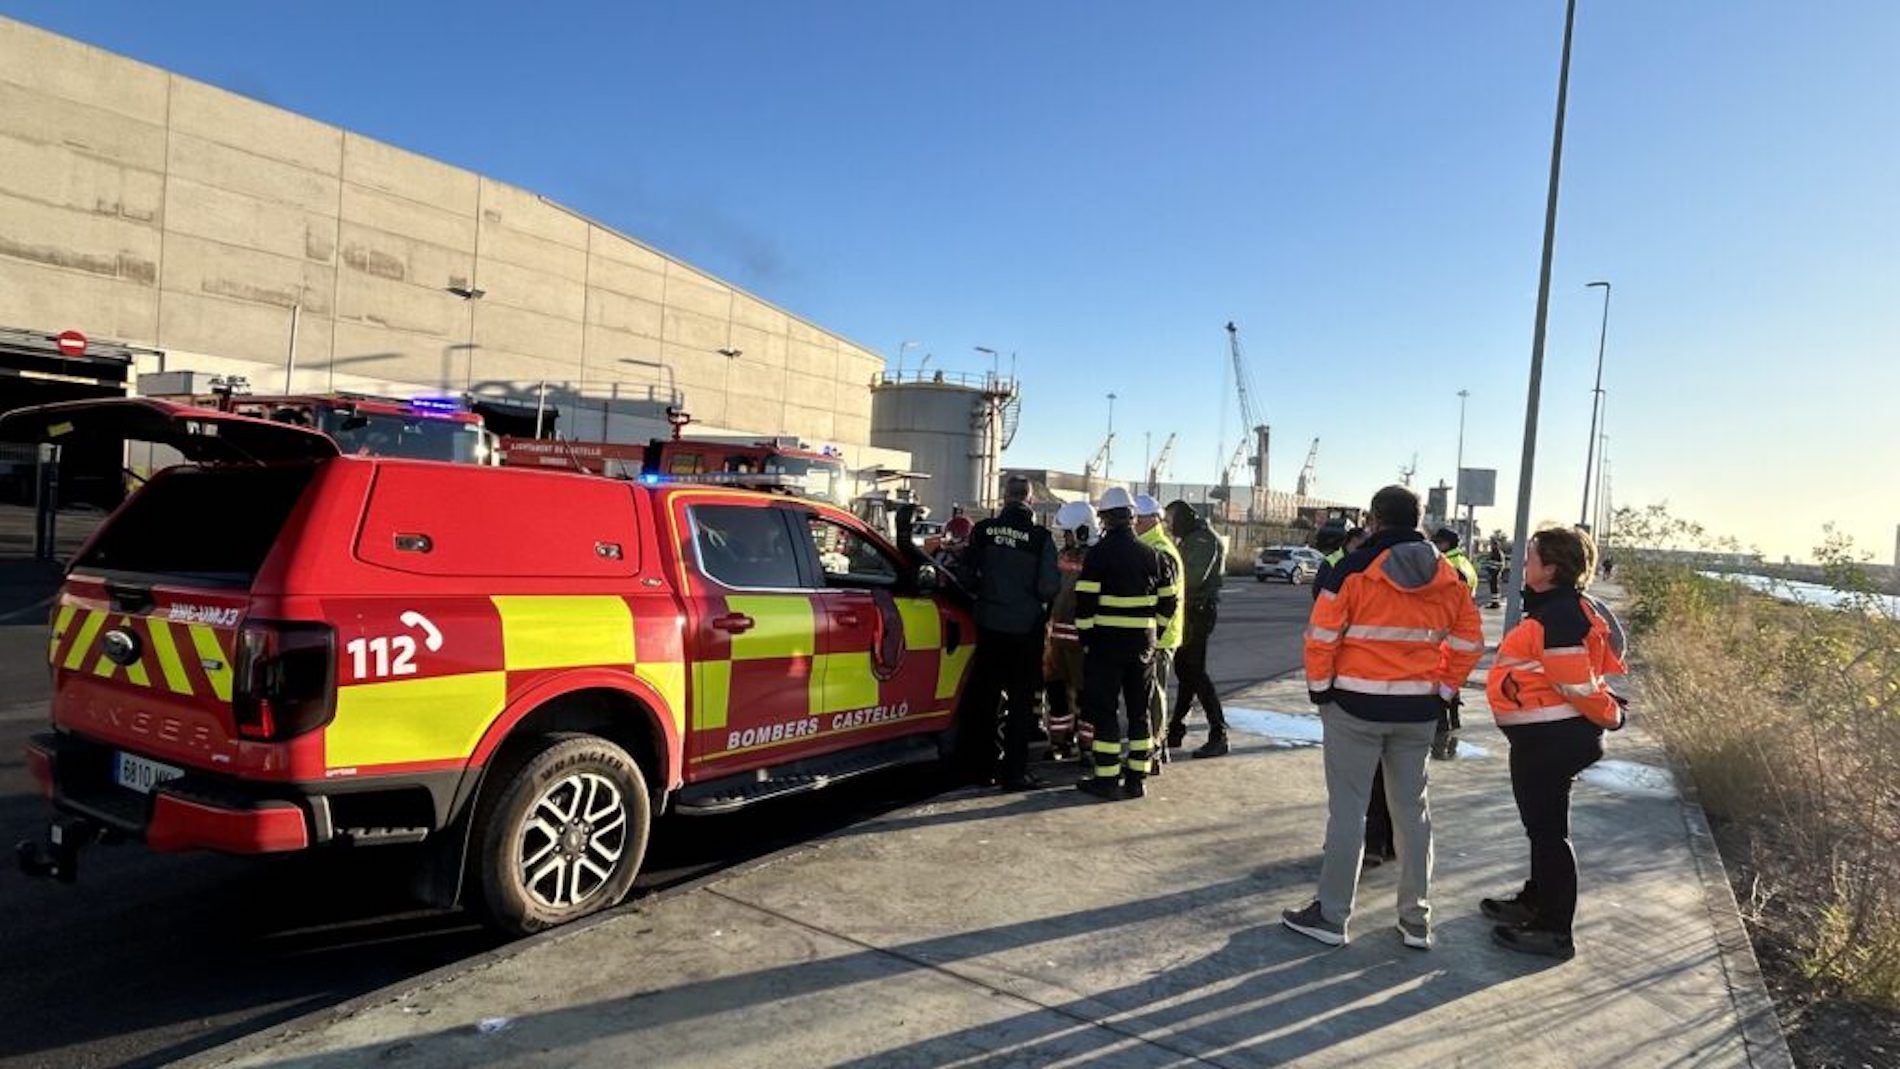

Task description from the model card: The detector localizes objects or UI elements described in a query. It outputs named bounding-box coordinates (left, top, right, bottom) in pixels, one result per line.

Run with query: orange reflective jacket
left=1304, top=531, right=1486, bottom=722
left=1486, top=587, right=1627, bottom=729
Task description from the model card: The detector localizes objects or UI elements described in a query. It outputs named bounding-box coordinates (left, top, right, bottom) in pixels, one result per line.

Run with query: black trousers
left=1504, top=717, right=1605, bottom=933
left=964, top=628, right=1045, bottom=780
left=1365, top=763, right=1395, bottom=857
left=1171, top=603, right=1226, bottom=738
left=1082, top=641, right=1154, bottom=779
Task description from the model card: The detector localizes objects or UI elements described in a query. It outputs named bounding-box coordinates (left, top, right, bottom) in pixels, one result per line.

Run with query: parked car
left=1256, top=545, right=1324, bottom=583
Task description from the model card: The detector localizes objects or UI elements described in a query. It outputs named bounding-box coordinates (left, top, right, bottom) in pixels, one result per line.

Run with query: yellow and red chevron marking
left=48, top=603, right=235, bottom=701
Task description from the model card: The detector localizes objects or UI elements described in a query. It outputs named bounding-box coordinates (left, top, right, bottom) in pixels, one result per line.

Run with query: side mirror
left=915, top=564, right=941, bottom=592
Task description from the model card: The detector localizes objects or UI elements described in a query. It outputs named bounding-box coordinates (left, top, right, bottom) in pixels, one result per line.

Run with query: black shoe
left=1492, top=924, right=1574, bottom=960
left=1166, top=726, right=1187, bottom=749
left=999, top=773, right=1046, bottom=791
left=1192, top=737, right=1230, bottom=759
left=1122, top=776, right=1146, bottom=798
left=1075, top=777, right=1122, bottom=802
left=1480, top=893, right=1540, bottom=927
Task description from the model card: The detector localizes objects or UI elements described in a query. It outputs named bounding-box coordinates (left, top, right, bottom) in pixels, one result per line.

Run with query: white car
left=1256, top=545, right=1324, bottom=583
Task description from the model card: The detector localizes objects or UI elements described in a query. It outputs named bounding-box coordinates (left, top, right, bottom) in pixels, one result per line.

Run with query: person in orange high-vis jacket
left=1482, top=525, right=1629, bottom=960
left=1282, top=486, right=1485, bottom=951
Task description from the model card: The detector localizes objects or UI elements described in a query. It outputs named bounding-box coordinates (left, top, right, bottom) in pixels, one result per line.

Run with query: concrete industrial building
left=0, top=17, right=892, bottom=492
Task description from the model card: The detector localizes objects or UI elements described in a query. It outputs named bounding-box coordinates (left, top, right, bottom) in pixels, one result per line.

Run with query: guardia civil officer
left=1075, top=486, right=1179, bottom=801
left=963, top=476, right=1061, bottom=789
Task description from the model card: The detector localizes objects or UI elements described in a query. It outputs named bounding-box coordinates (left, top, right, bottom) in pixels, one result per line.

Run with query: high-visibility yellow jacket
left=1139, top=523, right=1185, bottom=650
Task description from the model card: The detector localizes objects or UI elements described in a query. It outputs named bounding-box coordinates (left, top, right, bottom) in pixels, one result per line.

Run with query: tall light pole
left=1579, top=280, right=1612, bottom=526
left=1454, top=388, right=1470, bottom=543
left=895, top=340, right=919, bottom=377
left=974, top=345, right=998, bottom=380
left=1105, top=392, right=1117, bottom=481
left=1506, top=0, right=1580, bottom=632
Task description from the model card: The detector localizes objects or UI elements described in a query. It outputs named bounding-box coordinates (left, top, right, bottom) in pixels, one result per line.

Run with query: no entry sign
left=55, top=330, right=87, bottom=357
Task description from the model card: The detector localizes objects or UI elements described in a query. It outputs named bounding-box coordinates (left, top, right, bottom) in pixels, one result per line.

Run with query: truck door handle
left=711, top=613, right=755, bottom=634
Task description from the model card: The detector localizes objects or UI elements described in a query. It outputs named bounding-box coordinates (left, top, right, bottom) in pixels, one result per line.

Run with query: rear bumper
left=27, top=733, right=308, bottom=855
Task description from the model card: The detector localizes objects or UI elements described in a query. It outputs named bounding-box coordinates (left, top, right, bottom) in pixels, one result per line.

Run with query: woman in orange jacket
left=1482, top=526, right=1628, bottom=959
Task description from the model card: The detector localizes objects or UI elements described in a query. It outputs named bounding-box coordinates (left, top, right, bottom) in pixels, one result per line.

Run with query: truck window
left=689, top=505, right=802, bottom=589
left=808, top=517, right=899, bottom=588
left=75, top=465, right=317, bottom=586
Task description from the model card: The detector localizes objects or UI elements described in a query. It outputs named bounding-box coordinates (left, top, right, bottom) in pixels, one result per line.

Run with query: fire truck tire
left=471, top=732, right=651, bottom=936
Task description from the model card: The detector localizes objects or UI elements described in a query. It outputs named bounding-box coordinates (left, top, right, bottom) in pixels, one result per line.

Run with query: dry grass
left=1627, top=564, right=1900, bottom=1007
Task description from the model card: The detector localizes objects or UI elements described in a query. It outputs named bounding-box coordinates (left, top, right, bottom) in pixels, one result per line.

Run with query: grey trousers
left=1317, top=703, right=1436, bottom=929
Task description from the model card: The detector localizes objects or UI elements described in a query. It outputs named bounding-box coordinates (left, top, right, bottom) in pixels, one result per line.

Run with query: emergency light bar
left=407, top=396, right=463, bottom=416
left=644, top=471, right=807, bottom=493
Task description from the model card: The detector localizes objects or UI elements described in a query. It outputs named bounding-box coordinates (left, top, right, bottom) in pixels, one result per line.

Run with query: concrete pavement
left=188, top=608, right=1791, bottom=1069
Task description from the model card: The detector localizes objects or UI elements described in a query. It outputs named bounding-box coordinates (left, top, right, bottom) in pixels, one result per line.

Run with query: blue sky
left=8, top=1, right=1895, bottom=560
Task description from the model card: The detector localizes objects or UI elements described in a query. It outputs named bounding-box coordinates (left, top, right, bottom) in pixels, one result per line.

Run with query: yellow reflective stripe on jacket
left=1074, top=580, right=1102, bottom=593
left=1098, top=594, right=1159, bottom=608
left=1155, top=585, right=1180, bottom=597
left=1093, top=615, right=1157, bottom=629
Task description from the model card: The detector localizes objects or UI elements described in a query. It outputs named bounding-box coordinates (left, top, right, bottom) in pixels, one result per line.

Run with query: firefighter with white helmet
left=1075, top=485, right=1179, bottom=800
left=1043, top=499, right=1096, bottom=760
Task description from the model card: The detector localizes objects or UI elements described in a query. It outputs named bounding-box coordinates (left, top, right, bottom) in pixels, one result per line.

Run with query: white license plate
left=115, top=752, right=184, bottom=794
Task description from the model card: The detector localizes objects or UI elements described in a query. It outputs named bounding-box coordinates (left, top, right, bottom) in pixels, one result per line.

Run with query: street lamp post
left=1454, top=388, right=1473, bottom=546
left=1506, top=0, right=1580, bottom=632
left=895, top=340, right=919, bottom=377
left=283, top=302, right=301, bottom=393
left=1579, top=280, right=1612, bottom=526
left=974, top=345, right=998, bottom=381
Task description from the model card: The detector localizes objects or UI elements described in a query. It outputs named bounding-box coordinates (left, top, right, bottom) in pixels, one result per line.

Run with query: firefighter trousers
left=1082, top=640, right=1155, bottom=782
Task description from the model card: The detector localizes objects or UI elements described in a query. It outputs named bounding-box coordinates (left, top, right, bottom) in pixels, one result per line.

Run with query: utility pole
left=1506, top=0, right=1580, bottom=632
left=283, top=302, right=301, bottom=393
left=1454, top=388, right=1469, bottom=543
left=1580, top=280, right=1612, bottom=525
left=1104, top=392, right=1117, bottom=481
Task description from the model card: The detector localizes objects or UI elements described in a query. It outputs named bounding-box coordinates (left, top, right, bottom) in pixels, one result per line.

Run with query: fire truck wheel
left=472, top=732, right=651, bottom=936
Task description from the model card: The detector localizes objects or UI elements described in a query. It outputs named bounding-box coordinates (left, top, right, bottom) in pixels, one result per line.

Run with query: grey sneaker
left=1282, top=901, right=1346, bottom=946
left=1397, top=918, right=1432, bottom=950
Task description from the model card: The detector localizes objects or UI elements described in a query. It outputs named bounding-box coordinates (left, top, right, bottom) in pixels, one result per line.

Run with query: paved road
left=0, top=576, right=1311, bottom=1069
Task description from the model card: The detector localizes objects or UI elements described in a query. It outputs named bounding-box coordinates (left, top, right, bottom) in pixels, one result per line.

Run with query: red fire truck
left=501, top=434, right=849, bottom=505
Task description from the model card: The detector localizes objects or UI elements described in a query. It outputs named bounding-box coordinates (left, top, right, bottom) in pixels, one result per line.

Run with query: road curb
left=1665, top=750, right=1797, bottom=1069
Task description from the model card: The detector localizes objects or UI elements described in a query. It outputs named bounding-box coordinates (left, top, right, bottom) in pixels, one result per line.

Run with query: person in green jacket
left=1433, top=527, right=1480, bottom=596
left=1163, top=499, right=1230, bottom=758
left=1135, top=494, right=1185, bottom=771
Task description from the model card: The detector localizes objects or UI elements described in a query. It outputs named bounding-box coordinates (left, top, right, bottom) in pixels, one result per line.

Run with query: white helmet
left=1097, top=485, right=1137, bottom=513
left=1133, top=493, right=1163, bottom=517
left=1054, top=500, right=1096, bottom=533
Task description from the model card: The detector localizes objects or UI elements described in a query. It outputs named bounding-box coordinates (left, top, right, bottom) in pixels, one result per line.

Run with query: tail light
left=233, top=620, right=336, bottom=740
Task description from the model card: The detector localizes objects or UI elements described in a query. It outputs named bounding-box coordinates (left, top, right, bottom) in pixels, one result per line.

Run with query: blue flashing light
left=408, top=396, right=463, bottom=415
left=640, top=473, right=663, bottom=486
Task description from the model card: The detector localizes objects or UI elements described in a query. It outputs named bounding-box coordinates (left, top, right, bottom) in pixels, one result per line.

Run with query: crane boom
left=1296, top=437, right=1319, bottom=497
left=1146, top=431, right=1176, bottom=496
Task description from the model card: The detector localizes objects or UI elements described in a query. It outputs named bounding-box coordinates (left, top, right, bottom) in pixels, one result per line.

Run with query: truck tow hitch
left=16, top=815, right=101, bottom=883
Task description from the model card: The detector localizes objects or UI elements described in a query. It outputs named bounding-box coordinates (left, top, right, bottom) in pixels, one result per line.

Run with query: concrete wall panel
left=661, top=306, right=727, bottom=352
left=0, top=131, right=164, bottom=223
left=342, top=133, right=478, bottom=217
left=159, top=289, right=329, bottom=369
left=783, top=404, right=836, bottom=443
left=0, top=81, right=166, bottom=173
left=589, top=227, right=668, bottom=274
left=472, top=300, right=582, bottom=370
left=480, top=179, right=587, bottom=249
left=784, top=371, right=836, bottom=411
left=0, top=191, right=161, bottom=286
left=726, top=323, right=786, bottom=368
left=0, top=20, right=167, bottom=123
left=169, top=79, right=341, bottom=175
left=0, top=257, right=157, bottom=342
left=166, top=177, right=336, bottom=265
left=787, top=337, right=838, bottom=379
left=340, top=184, right=475, bottom=258
left=162, top=232, right=332, bottom=316
left=587, top=254, right=666, bottom=303
left=476, top=257, right=586, bottom=321
left=663, top=265, right=732, bottom=320
left=169, top=132, right=338, bottom=215
left=478, top=216, right=586, bottom=283
left=335, top=269, right=463, bottom=337
left=731, top=293, right=789, bottom=336
left=587, top=288, right=663, bottom=339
